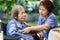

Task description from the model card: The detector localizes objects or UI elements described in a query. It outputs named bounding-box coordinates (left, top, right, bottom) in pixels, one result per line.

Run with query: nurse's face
left=39, top=5, right=49, bottom=17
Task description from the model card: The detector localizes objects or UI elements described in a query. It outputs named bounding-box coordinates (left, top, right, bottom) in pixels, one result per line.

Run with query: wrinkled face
left=39, top=5, right=49, bottom=17
left=18, top=9, right=26, bottom=22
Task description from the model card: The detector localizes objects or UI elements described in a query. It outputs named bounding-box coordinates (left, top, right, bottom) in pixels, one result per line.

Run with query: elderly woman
left=6, top=5, right=34, bottom=40
left=20, top=0, right=58, bottom=40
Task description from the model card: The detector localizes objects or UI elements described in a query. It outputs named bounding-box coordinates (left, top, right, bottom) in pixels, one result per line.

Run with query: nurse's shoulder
left=48, top=13, right=56, bottom=19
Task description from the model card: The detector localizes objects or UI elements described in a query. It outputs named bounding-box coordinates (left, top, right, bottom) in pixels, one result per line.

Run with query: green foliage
left=53, top=0, right=60, bottom=15
left=0, top=0, right=17, bottom=14
left=28, top=0, right=40, bottom=1
left=0, top=0, right=39, bottom=14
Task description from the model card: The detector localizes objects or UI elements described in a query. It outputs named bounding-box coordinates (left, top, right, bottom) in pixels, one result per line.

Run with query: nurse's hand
left=20, top=27, right=31, bottom=33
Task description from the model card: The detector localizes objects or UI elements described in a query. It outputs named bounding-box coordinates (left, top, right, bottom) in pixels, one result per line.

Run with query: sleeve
left=45, top=16, right=57, bottom=28
left=8, top=24, right=34, bottom=39
left=37, top=17, right=41, bottom=25
left=8, top=24, right=22, bottom=36
left=37, top=16, right=44, bottom=25
left=8, top=24, right=17, bottom=35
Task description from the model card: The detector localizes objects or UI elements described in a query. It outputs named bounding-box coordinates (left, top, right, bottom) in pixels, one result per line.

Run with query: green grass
left=27, top=21, right=37, bottom=26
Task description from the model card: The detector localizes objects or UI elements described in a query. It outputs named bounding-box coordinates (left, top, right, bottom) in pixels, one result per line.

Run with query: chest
left=16, top=23, right=27, bottom=30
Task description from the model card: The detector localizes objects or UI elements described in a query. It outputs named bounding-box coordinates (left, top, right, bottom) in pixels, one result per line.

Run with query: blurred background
left=0, top=0, right=60, bottom=26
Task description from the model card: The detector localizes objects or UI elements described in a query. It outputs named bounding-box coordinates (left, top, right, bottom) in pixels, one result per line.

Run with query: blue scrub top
left=6, top=19, right=34, bottom=40
left=37, top=13, right=58, bottom=39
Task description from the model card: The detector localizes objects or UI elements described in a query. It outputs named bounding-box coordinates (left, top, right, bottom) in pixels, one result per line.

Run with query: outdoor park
left=0, top=0, right=60, bottom=40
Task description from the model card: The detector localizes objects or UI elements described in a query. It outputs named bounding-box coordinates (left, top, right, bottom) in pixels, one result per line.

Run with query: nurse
left=20, top=0, right=58, bottom=40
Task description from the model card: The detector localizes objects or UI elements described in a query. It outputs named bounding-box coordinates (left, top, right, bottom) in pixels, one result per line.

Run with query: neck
left=18, top=20, right=24, bottom=24
left=44, top=16, right=48, bottom=20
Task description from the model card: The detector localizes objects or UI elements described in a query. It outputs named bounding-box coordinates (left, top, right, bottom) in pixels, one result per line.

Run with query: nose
left=23, top=13, right=26, bottom=17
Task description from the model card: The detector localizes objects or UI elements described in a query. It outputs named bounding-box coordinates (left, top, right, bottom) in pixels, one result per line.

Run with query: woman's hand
left=19, top=27, right=31, bottom=33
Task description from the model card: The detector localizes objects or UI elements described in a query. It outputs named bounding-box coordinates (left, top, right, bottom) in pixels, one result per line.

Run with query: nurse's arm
left=30, top=24, right=50, bottom=31
left=20, top=24, right=51, bottom=33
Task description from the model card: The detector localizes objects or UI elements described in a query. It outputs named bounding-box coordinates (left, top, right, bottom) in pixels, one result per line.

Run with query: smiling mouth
left=21, top=17, right=25, bottom=19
